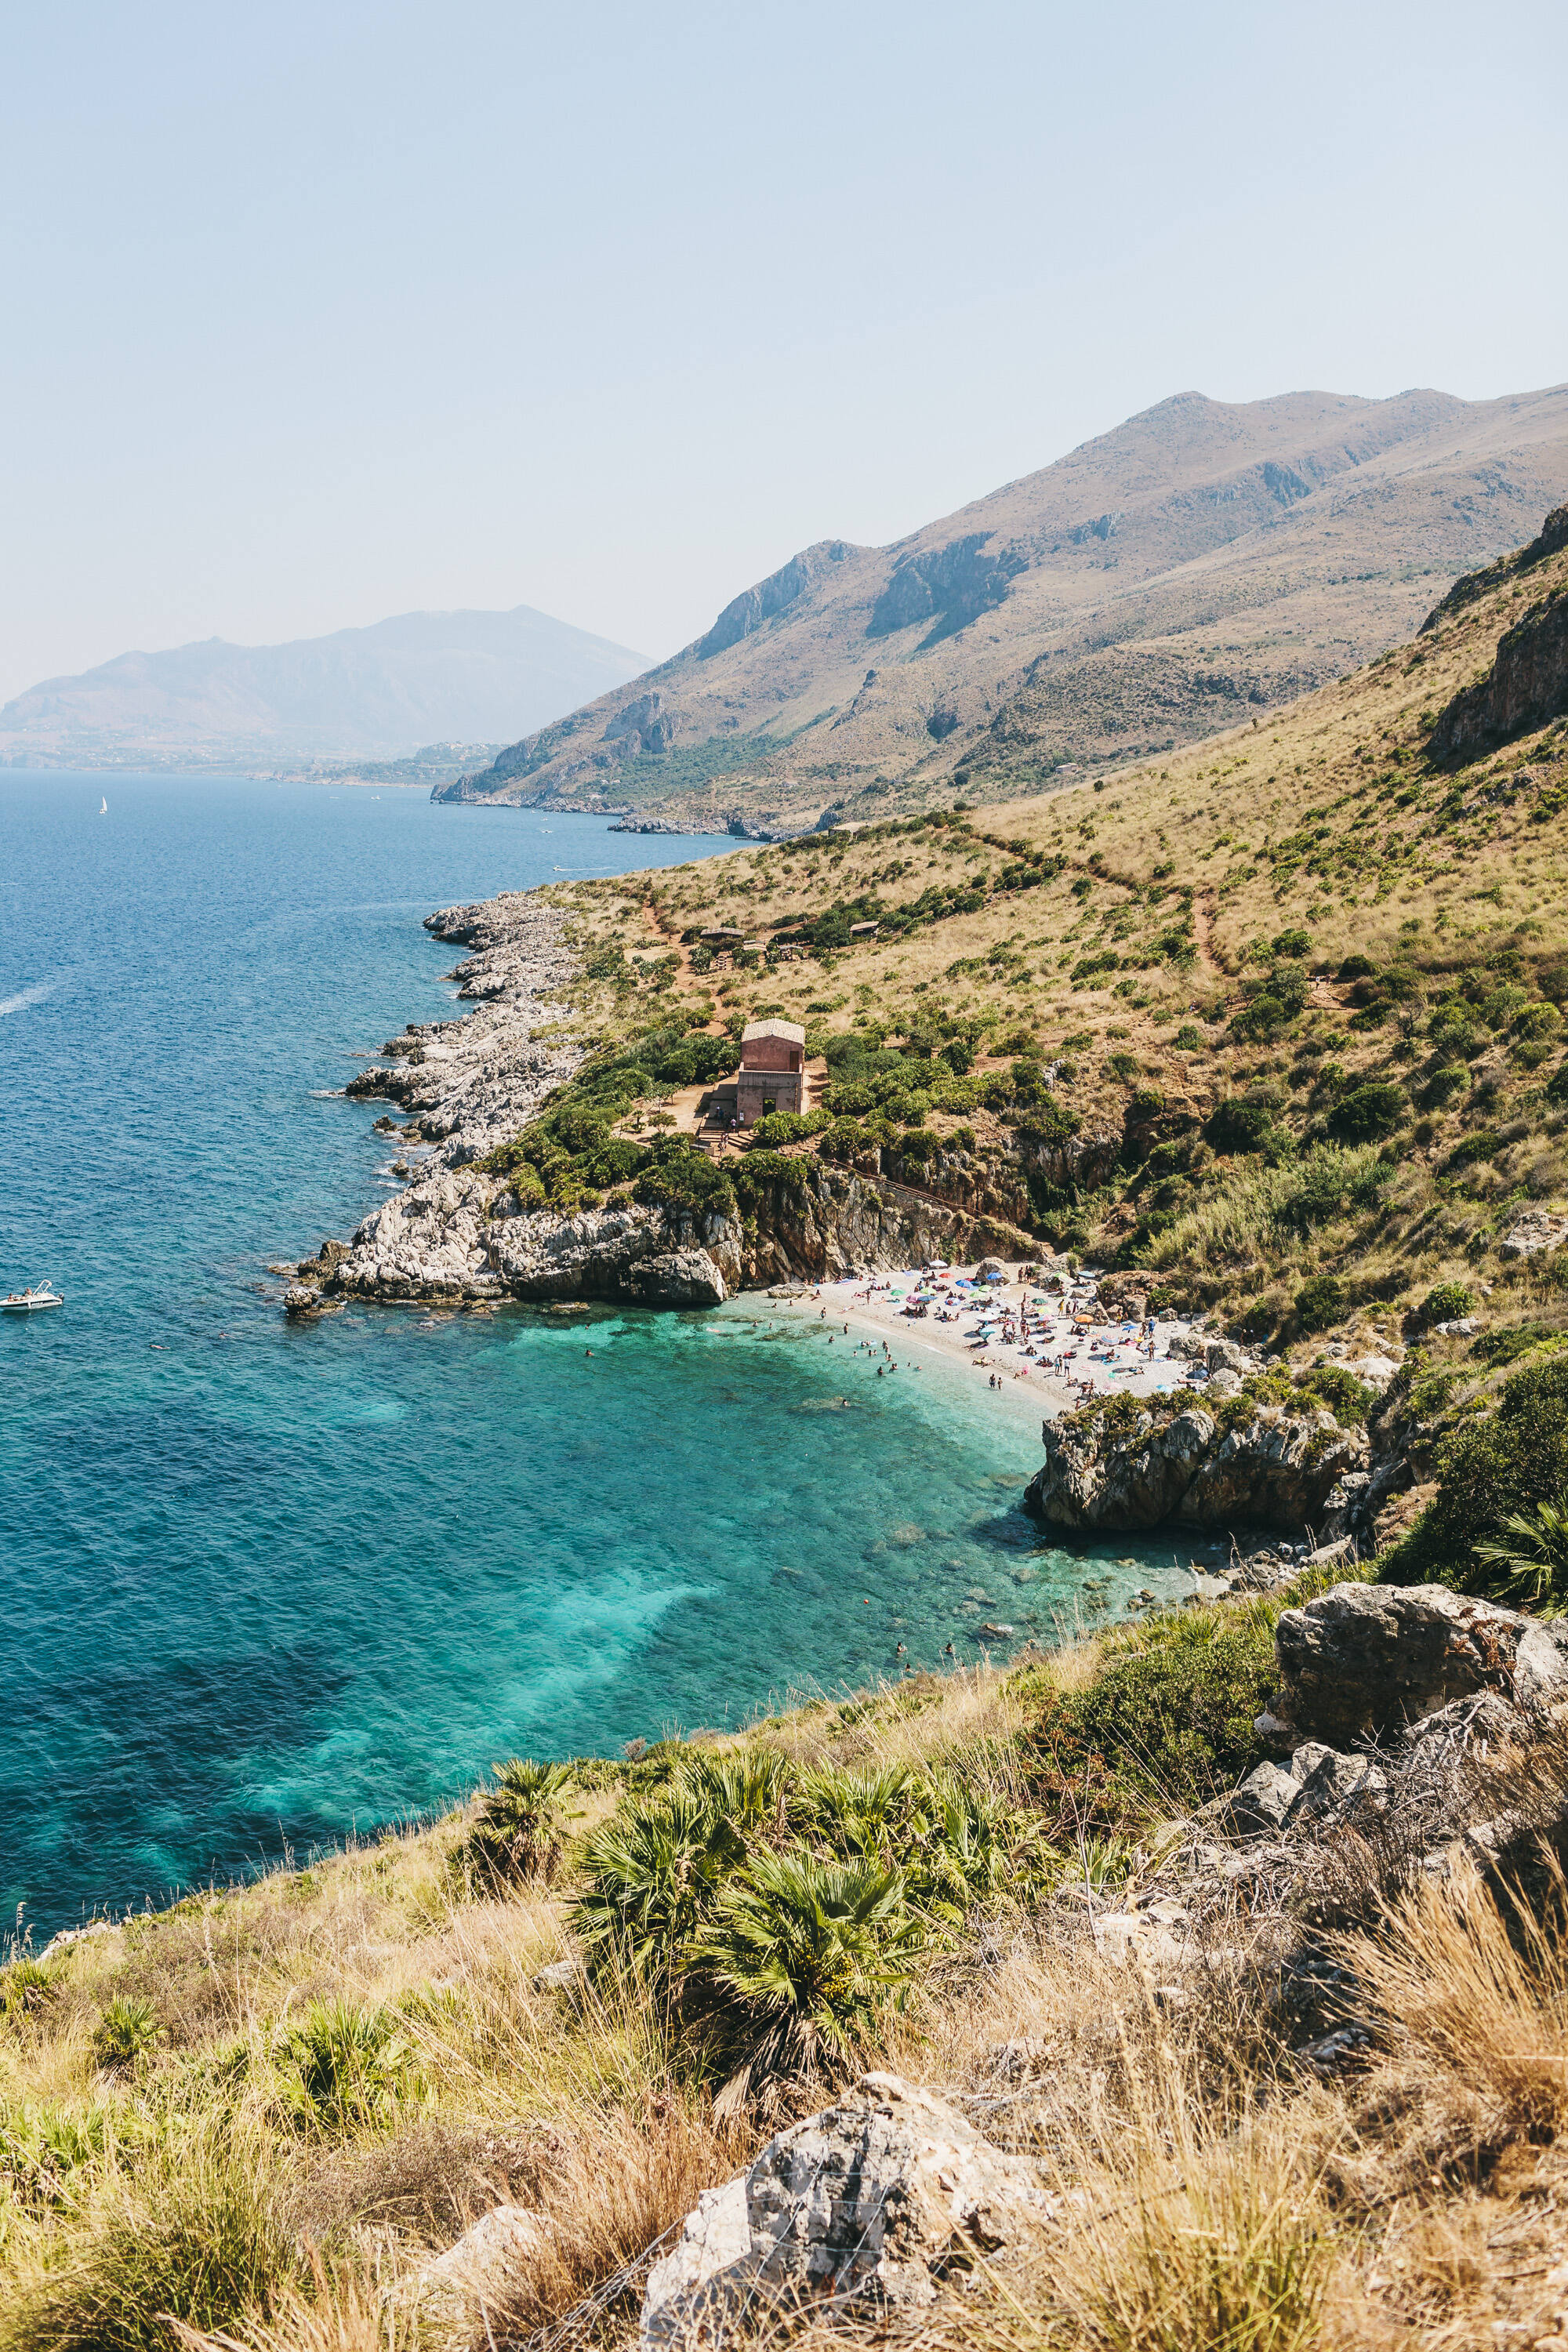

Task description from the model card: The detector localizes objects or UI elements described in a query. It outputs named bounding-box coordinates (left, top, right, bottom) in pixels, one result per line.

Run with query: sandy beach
left=761, top=1258, right=1205, bottom=1436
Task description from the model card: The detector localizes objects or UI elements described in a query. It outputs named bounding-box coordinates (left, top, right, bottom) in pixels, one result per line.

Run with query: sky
left=2, top=0, right=1566, bottom=704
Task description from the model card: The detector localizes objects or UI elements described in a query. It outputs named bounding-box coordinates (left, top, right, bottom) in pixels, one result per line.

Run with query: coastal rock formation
left=641, top=2073, right=1048, bottom=2345
left=1266, top=1581, right=1568, bottom=1746
left=343, top=895, right=585, bottom=1165
left=313, top=1156, right=1027, bottom=1310
left=1498, top=1209, right=1568, bottom=1260
left=1023, top=1399, right=1367, bottom=1534
left=292, top=873, right=1040, bottom=1313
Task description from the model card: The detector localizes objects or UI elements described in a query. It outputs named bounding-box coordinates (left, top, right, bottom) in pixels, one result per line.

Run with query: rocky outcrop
left=1499, top=1210, right=1568, bottom=1260
left=1265, top=1581, right=1568, bottom=1746
left=311, top=1155, right=1025, bottom=1311
left=641, top=2074, right=1048, bottom=2345
left=342, top=895, right=584, bottom=1165
left=1430, top=522, right=1568, bottom=760
left=1024, top=1399, right=1368, bottom=1534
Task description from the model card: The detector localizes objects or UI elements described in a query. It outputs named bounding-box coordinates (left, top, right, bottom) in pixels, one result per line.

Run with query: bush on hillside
left=1386, top=1355, right=1568, bottom=1590
left=1295, top=1276, right=1343, bottom=1334
left=1330, top=1081, right=1406, bottom=1142
left=632, top=1142, right=736, bottom=1218
left=1421, top=1281, right=1475, bottom=1326
left=1207, top=1098, right=1283, bottom=1156
left=1028, top=1606, right=1281, bottom=1820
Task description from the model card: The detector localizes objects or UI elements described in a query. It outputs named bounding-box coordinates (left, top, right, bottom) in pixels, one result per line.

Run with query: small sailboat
left=99, top=797, right=107, bottom=815
left=2, top=1279, right=64, bottom=1313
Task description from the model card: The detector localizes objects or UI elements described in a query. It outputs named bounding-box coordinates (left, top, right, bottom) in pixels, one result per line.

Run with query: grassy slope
left=541, top=517, right=1568, bottom=1382
left=9, top=1595, right=1568, bottom=2351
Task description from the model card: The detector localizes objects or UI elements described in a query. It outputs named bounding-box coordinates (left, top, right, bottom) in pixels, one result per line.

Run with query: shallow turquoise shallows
left=1, top=771, right=1192, bottom=1938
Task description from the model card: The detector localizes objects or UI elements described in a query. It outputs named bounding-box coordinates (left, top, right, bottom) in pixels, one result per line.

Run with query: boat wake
left=0, top=980, right=56, bottom=1018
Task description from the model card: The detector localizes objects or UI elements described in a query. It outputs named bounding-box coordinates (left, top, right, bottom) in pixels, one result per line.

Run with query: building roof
left=741, top=1018, right=806, bottom=1046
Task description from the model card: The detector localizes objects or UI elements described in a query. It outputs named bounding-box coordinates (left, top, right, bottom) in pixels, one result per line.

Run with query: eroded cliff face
left=1023, top=1399, right=1369, bottom=1534
left=293, top=1158, right=1028, bottom=1313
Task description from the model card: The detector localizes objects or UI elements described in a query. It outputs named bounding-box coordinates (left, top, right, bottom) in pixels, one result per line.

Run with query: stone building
left=735, top=1018, right=806, bottom=1123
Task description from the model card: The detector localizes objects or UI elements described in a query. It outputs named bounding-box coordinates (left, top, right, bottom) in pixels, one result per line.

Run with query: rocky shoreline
left=287, top=887, right=1031, bottom=1316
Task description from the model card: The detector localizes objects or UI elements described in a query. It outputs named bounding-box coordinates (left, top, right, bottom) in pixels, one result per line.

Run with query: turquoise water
left=1, top=772, right=1189, bottom=1938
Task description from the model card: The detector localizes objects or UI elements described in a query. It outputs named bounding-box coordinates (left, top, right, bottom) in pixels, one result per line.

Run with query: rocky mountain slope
left=440, top=383, right=1568, bottom=831
left=0, top=604, right=648, bottom=773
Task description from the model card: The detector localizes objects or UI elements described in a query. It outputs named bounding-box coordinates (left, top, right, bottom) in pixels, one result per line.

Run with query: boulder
left=1499, top=1211, right=1568, bottom=1261
left=640, top=2073, right=1048, bottom=2345
left=1026, top=1403, right=1367, bottom=1534
left=415, top=2204, right=552, bottom=2323
left=1269, top=1581, right=1568, bottom=1745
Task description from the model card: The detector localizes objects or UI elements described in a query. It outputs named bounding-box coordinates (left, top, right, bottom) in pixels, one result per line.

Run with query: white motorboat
left=2, top=1280, right=64, bottom=1313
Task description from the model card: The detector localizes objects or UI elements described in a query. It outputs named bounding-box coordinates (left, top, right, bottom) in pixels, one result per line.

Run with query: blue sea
left=1, top=771, right=1192, bottom=1939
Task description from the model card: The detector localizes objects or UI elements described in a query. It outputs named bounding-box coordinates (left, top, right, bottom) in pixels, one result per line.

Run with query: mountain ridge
left=0, top=603, right=649, bottom=775
left=441, top=381, right=1568, bottom=831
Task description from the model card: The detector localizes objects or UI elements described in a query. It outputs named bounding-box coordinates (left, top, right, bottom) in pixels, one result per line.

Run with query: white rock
left=640, top=2073, right=1049, bottom=2345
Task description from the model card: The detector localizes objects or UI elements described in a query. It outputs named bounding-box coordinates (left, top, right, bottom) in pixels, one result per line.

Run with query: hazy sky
left=3, top=0, right=1565, bottom=703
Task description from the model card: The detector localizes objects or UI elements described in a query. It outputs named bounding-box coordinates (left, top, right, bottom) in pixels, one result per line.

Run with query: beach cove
left=0, top=773, right=1197, bottom=1940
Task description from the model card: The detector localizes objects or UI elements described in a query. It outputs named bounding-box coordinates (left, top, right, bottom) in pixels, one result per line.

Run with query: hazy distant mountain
left=441, top=383, right=1568, bottom=832
left=0, top=605, right=649, bottom=774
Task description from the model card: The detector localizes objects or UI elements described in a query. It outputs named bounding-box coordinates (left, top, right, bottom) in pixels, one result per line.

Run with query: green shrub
left=1031, top=1606, right=1282, bottom=1816
left=1446, top=1127, right=1501, bottom=1171
left=92, top=1997, right=158, bottom=2072
left=749, top=1109, right=830, bottom=1148
left=1472, top=1502, right=1568, bottom=1615
left=1387, top=1355, right=1568, bottom=1588
left=894, top=1128, right=938, bottom=1165
left=1295, top=1276, right=1343, bottom=1333
left=1207, top=1098, right=1279, bottom=1156
left=1174, top=1023, right=1206, bottom=1051
left=1330, top=1081, right=1406, bottom=1142
left=1421, top=1281, right=1475, bottom=1325
left=278, top=1999, right=419, bottom=2132
left=0, top=2099, right=111, bottom=2213
left=0, top=1957, right=63, bottom=2021
left=1297, top=1364, right=1374, bottom=1423
left=465, top=1759, right=575, bottom=1887
left=502, top=1159, right=548, bottom=1207
left=695, top=1853, right=922, bottom=2071
left=633, top=1140, right=736, bottom=1217
left=1472, top=1322, right=1566, bottom=1368
left=1424, top=1062, right=1470, bottom=1105
left=819, top=1116, right=874, bottom=1164
left=573, top=1788, right=744, bottom=1987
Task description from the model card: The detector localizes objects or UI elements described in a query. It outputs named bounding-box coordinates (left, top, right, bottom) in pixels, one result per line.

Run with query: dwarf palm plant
left=573, top=1787, right=746, bottom=1987
left=676, top=1746, right=792, bottom=1836
left=92, top=1994, right=158, bottom=2072
left=695, top=1851, right=923, bottom=2071
left=277, top=1998, right=419, bottom=2132
left=794, top=1763, right=932, bottom=1862
left=466, top=1757, right=576, bottom=1886
left=1473, top=1501, right=1568, bottom=1613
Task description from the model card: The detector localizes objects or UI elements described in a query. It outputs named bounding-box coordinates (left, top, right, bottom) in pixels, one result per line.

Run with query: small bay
left=0, top=771, right=1186, bottom=1938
